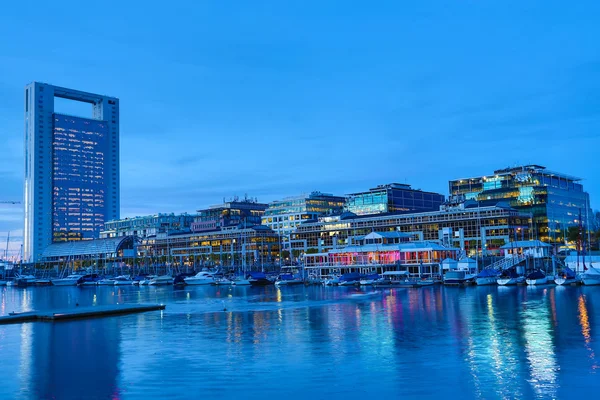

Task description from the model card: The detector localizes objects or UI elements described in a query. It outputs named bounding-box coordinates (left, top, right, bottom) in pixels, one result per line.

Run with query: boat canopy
left=382, top=271, right=409, bottom=276
left=560, top=267, right=576, bottom=279
left=278, top=273, right=295, bottom=281
left=339, top=272, right=362, bottom=282
left=526, top=270, right=545, bottom=280
left=477, top=268, right=500, bottom=278
left=247, top=271, right=267, bottom=279
left=501, top=268, right=519, bottom=278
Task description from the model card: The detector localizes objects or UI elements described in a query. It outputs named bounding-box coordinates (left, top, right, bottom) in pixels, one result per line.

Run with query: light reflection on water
left=0, top=285, right=599, bottom=399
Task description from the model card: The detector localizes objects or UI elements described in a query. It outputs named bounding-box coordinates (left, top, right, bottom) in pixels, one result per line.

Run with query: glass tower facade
left=262, top=192, right=346, bottom=235
left=345, top=183, right=445, bottom=216
left=52, top=115, right=108, bottom=242
left=449, top=165, right=592, bottom=244
left=24, top=82, right=119, bottom=262
left=192, top=200, right=268, bottom=233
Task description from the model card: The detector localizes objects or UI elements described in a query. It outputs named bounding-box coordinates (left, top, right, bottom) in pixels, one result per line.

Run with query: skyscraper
left=24, top=82, right=119, bottom=262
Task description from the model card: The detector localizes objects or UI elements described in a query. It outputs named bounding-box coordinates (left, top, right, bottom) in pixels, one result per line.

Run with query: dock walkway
left=0, top=303, right=165, bottom=324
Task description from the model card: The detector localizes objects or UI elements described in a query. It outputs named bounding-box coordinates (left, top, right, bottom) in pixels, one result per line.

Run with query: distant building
left=292, top=199, right=531, bottom=257
left=262, top=192, right=346, bottom=237
left=101, top=213, right=195, bottom=239
left=449, top=165, right=593, bottom=244
left=191, top=198, right=268, bottom=233
left=345, top=183, right=445, bottom=216
left=142, top=225, right=280, bottom=268
left=24, top=82, right=119, bottom=262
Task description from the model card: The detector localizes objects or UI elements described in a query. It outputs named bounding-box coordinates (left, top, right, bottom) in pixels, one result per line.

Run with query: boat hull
left=114, top=281, right=133, bottom=286
left=497, top=277, right=525, bottom=286
left=51, top=279, right=80, bottom=286
left=526, top=277, right=548, bottom=285
left=581, top=277, right=600, bottom=286
left=184, top=279, right=214, bottom=285
left=555, top=277, right=578, bottom=286
left=476, top=277, right=498, bottom=286
left=275, top=279, right=304, bottom=286
left=249, top=279, right=273, bottom=286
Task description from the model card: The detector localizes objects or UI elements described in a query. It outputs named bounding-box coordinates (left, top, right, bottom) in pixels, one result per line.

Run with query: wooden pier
left=0, top=303, right=166, bottom=324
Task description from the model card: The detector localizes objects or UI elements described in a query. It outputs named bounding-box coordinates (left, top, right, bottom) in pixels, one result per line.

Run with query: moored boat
left=15, top=275, right=37, bottom=287
left=247, top=271, right=273, bottom=286
left=580, top=266, right=600, bottom=286
left=78, top=274, right=102, bottom=286
left=443, top=270, right=476, bottom=286
left=476, top=269, right=501, bottom=286
left=51, top=274, right=83, bottom=286
left=555, top=267, right=578, bottom=286
left=497, top=268, right=525, bottom=286
left=274, top=273, right=304, bottom=286
left=148, top=275, right=174, bottom=286
left=525, top=270, right=548, bottom=285
left=373, top=271, right=410, bottom=287
left=359, top=273, right=383, bottom=286
left=113, top=275, right=133, bottom=285
left=97, top=278, right=116, bottom=286
left=184, top=271, right=215, bottom=285
left=337, top=272, right=362, bottom=286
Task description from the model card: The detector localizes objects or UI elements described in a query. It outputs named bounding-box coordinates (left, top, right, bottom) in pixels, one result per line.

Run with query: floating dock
left=0, top=303, right=166, bottom=324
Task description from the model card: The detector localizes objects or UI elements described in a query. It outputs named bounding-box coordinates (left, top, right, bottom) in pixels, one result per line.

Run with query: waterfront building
left=449, top=165, right=593, bottom=244
left=291, top=198, right=531, bottom=257
left=41, top=236, right=135, bottom=264
left=262, top=192, right=346, bottom=237
left=345, top=183, right=445, bottom=216
left=304, top=232, right=459, bottom=278
left=101, top=213, right=196, bottom=239
left=24, top=82, right=119, bottom=262
left=140, top=225, right=280, bottom=268
left=191, top=197, right=267, bottom=232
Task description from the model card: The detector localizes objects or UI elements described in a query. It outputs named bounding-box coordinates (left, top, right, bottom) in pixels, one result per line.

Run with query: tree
left=305, top=248, right=319, bottom=254
left=567, top=226, right=580, bottom=243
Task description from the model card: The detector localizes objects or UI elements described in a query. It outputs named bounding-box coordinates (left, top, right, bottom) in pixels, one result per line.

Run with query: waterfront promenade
left=0, top=284, right=598, bottom=399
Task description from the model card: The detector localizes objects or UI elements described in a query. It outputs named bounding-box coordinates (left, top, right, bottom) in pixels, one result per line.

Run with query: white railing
left=485, top=254, right=526, bottom=270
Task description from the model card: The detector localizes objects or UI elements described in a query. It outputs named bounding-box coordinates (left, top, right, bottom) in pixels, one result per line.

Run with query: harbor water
left=0, top=284, right=598, bottom=399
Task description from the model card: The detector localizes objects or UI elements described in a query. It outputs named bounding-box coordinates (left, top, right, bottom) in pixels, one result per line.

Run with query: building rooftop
left=42, top=236, right=133, bottom=258
left=348, top=183, right=442, bottom=196
left=452, top=165, right=582, bottom=183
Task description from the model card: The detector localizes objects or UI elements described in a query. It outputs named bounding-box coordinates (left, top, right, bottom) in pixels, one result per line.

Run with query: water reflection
left=521, top=288, right=558, bottom=397
left=578, top=294, right=598, bottom=370
left=1, top=285, right=600, bottom=399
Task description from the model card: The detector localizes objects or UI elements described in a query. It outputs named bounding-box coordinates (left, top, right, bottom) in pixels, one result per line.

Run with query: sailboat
left=525, top=269, right=548, bottom=285
left=580, top=266, right=600, bottom=286
left=555, top=267, right=577, bottom=286
left=497, top=267, right=525, bottom=286
left=476, top=268, right=501, bottom=286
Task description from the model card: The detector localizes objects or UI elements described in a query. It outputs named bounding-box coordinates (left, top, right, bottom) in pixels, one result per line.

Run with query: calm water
left=0, top=284, right=598, bottom=399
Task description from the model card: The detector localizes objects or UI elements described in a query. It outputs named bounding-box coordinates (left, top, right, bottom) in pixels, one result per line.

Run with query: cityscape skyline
left=1, top=0, right=600, bottom=257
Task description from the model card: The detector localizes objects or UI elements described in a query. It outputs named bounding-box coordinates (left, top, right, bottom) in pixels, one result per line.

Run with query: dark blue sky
left=1, top=0, right=599, bottom=256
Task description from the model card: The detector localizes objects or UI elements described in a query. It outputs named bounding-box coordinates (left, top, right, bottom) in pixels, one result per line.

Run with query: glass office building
left=24, top=82, right=119, bottom=262
left=449, top=165, right=592, bottom=244
left=101, top=213, right=196, bottom=239
left=345, top=183, right=445, bottom=216
left=52, top=115, right=109, bottom=242
left=192, top=199, right=268, bottom=233
left=262, top=192, right=346, bottom=236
